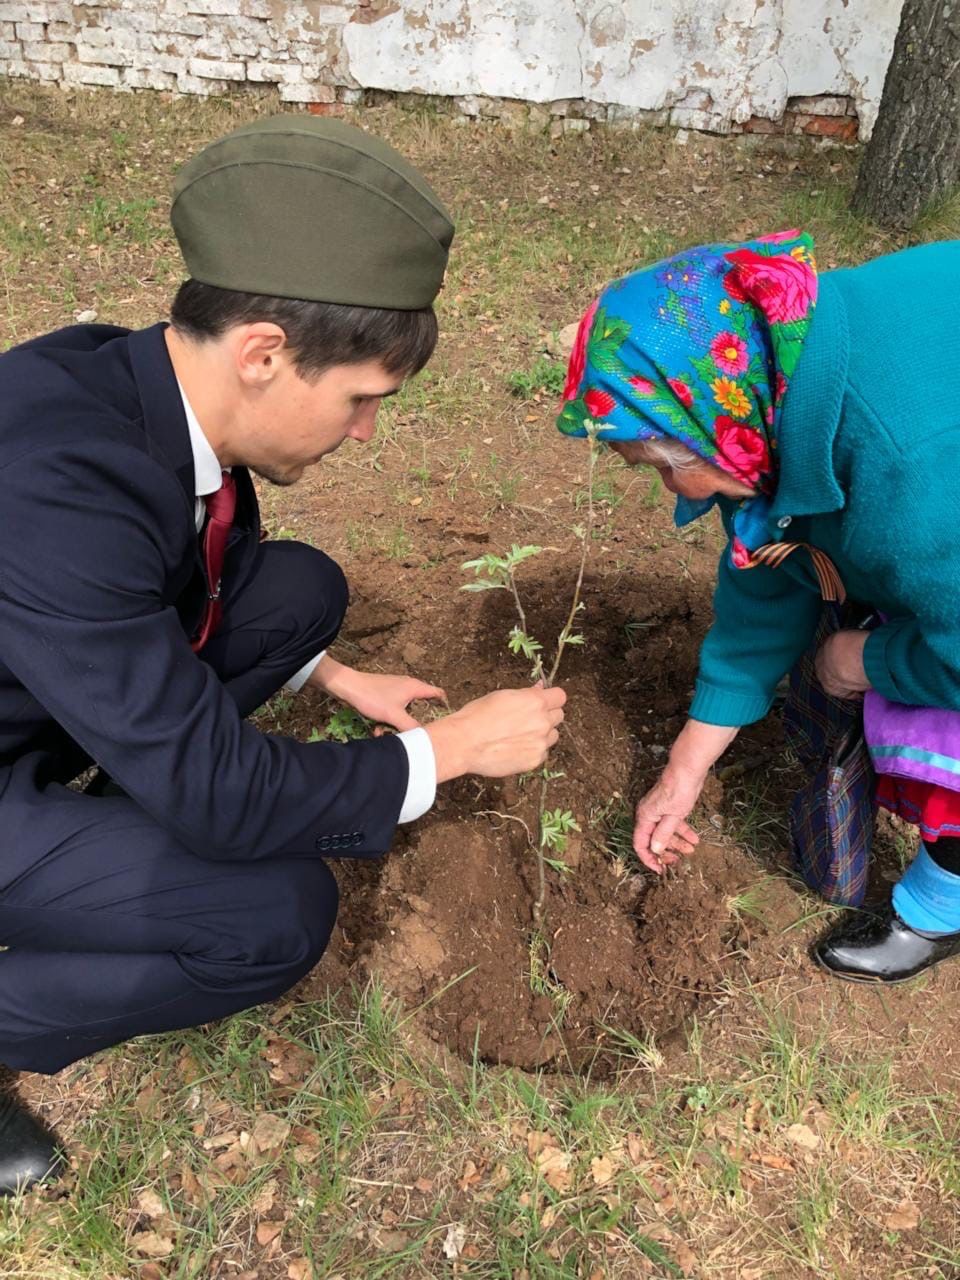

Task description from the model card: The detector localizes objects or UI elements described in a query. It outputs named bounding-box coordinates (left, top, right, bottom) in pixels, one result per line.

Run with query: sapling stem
left=533, top=774, right=549, bottom=924
left=461, top=420, right=601, bottom=927
left=546, top=426, right=599, bottom=689
left=507, top=575, right=546, bottom=685
left=530, top=423, right=599, bottom=924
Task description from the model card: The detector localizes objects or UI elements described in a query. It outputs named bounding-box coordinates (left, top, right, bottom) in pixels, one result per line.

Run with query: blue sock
left=893, top=844, right=960, bottom=934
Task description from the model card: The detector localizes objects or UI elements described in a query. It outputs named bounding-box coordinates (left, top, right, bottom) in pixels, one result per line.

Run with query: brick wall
left=0, top=0, right=357, bottom=104
left=0, top=1, right=898, bottom=140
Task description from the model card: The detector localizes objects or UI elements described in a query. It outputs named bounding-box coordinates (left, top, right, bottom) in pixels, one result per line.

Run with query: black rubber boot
left=0, top=1077, right=65, bottom=1195
left=814, top=904, right=960, bottom=984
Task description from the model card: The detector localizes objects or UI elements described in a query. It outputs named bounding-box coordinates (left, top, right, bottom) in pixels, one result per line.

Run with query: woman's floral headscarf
left=557, top=230, right=818, bottom=554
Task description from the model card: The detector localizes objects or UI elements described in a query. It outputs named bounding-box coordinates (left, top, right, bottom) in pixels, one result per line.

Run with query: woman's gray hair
left=632, top=436, right=703, bottom=471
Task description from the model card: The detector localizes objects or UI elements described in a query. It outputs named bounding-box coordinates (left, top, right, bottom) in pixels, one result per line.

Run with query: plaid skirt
left=783, top=604, right=876, bottom=907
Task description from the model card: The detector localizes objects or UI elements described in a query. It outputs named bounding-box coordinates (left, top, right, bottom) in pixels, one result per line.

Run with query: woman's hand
left=633, top=718, right=740, bottom=873
left=308, top=655, right=446, bottom=731
left=814, top=629, right=871, bottom=699
left=633, top=764, right=704, bottom=873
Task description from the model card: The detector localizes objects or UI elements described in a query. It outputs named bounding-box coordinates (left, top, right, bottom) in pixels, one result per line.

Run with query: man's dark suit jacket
left=0, top=323, right=409, bottom=859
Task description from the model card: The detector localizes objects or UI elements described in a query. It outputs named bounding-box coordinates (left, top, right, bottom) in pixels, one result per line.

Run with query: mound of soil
left=299, top=499, right=789, bottom=1070
left=362, top=828, right=756, bottom=1070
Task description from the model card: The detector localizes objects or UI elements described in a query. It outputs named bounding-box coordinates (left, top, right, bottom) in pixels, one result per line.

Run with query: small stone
left=556, top=321, right=580, bottom=359
left=785, top=1122, right=820, bottom=1151
left=75, top=308, right=98, bottom=324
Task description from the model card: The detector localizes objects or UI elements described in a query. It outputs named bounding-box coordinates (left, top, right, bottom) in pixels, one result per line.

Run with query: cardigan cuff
left=862, top=627, right=902, bottom=702
left=689, top=679, right=773, bottom=728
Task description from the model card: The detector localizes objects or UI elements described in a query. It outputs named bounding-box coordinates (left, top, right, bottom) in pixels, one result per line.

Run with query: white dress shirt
left=179, top=384, right=435, bottom=824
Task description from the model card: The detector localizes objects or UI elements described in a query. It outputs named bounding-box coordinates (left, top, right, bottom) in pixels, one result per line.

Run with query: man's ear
left=234, top=323, right=290, bottom=388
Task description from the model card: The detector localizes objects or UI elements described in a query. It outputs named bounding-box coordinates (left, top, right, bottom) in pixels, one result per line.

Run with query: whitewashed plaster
left=0, top=0, right=905, bottom=137
left=343, top=0, right=905, bottom=136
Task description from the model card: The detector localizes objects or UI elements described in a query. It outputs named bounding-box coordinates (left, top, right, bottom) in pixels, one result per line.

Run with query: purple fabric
left=864, top=691, right=960, bottom=788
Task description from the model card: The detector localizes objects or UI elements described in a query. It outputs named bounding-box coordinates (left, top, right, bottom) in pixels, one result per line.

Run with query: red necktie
left=191, top=470, right=237, bottom=652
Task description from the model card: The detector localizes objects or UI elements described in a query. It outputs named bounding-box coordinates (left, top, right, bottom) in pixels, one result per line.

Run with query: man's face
left=245, top=357, right=402, bottom=486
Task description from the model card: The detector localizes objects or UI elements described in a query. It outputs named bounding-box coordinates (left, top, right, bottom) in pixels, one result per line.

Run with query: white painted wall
left=344, top=0, right=904, bottom=135
left=0, top=0, right=904, bottom=138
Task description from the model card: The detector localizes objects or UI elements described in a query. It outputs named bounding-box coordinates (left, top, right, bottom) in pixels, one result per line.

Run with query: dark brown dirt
left=281, top=483, right=802, bottom=1070
left=281, top=455, right=924, bottom=1074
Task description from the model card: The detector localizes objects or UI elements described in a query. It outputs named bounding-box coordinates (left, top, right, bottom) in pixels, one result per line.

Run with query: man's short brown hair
left=170, top=279, right=438, bottom=380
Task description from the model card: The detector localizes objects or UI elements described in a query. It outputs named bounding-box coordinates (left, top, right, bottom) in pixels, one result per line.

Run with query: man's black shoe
left=0, top=1086, right=64, bottom=1195
left=814, top=905, right=960, bottom=984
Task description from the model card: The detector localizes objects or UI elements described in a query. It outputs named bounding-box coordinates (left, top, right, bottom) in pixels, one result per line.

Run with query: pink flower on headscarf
left=709, top=331, right=749, bottom=375
left=667, top=377, right=693, bottom=409
left=562, top=297, right=599, bottom=402
left=630, top=375, right=656, bottom=395
left=754, top=228, right=802, bottom=244
left=730, top=535, right=752, bottom=568
left=584, top=388, right=616, bottom=418
left=723, top=247, right=817, bottom=325
left=714, top=415, right=770, bottom=486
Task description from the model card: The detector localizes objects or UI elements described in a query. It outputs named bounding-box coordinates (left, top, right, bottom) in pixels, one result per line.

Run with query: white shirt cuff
left=283, top=650, right=326, bottom=694
left=397, top=726, right=437, bottom=823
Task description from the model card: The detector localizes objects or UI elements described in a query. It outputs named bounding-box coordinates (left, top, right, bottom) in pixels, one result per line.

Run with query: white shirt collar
left=177, top=380, right=225, bottom=498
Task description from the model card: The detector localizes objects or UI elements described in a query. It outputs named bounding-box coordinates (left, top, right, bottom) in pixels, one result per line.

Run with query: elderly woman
left=557, top=231, right=960, bottom=984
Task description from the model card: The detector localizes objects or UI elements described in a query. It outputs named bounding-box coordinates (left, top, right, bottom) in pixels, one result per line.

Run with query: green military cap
left=171, top=114, right=454, bottom=310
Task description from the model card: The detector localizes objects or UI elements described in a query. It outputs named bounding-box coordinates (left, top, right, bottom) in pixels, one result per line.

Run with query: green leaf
left=666, top=293, right=689, bottom=328
left=323, top=706, right=371, bottom=743
left=508, top=627, right=543, bottom=659
left=504, top=544, right=543, bottom=569
left=589, top=343, right=625, bottom=376
left=557, top=397, right=589, bottom=435
left=541, top=808, right=581, bottom=850
left=746, top=354, right=767, bottom=383
left=461, top=553, right=508, bottom=574
left=592, top=307, right=630, bottom=347
left=689, top=353, right=716, bottom=383
left=775, top=333, right=806, bottom=378
left=728, top=308, right=750, bottom=340
left=544, top=858, right=573, bottom=875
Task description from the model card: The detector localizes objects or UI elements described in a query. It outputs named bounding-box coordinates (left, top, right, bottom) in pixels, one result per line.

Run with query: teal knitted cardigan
left=691, top=239, right=960, bottom=728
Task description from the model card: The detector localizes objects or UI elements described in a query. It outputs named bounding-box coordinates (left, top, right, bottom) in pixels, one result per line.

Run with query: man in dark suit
left=0, top=115, right=565, bottom=1192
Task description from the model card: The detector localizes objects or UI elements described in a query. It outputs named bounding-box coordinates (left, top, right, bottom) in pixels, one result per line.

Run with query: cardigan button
left=777, top=515, right=792, bottom=529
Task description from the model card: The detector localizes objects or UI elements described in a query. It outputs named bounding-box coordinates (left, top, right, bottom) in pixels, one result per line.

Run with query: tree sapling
left=461, top=419, right=601, bottom=923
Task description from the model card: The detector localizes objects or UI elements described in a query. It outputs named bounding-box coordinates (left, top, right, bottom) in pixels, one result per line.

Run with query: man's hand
left=308, top=655, right=445, bottom=731
left=814, top=629, right=871, bottom=699
left=632, top=765, right=703, bottom=873
left=426, top=685, right=567, bottom=782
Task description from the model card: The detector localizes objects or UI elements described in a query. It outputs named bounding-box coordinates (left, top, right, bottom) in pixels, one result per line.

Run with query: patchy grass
left=6, top=981, right=956, bottom=1279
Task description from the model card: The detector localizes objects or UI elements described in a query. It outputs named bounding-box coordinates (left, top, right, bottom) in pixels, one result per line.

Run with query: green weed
left=308, top=705, right=371, bottom=743
left=506, top=355, right=567, bottom=399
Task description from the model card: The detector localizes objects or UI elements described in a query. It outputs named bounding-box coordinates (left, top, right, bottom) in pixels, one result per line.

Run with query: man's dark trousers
left=0, top=537, right=347, bottom=1075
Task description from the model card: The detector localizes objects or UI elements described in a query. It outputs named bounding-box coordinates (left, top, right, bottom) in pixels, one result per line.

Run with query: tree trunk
left=852, top=0, right=960, bottom=229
